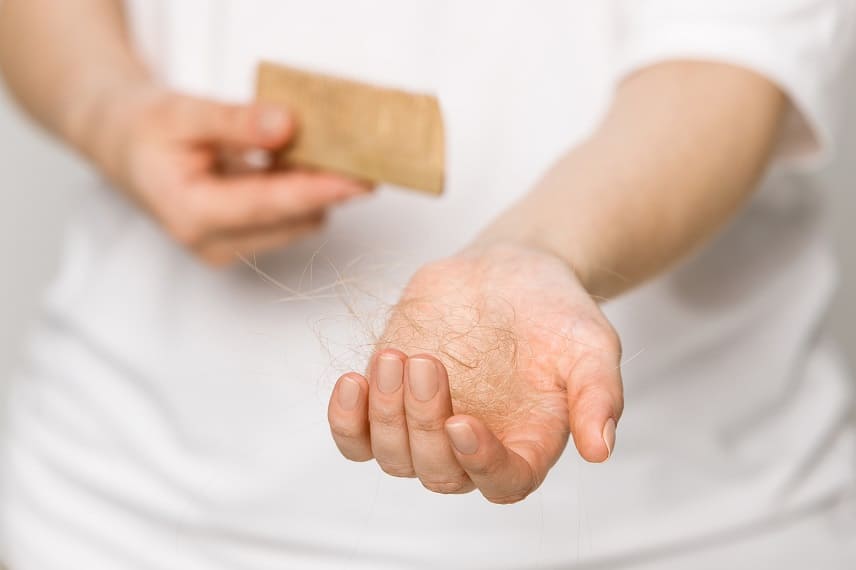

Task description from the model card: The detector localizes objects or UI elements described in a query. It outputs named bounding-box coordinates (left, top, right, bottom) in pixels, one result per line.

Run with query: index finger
left=178, top=170, right=370, bottom=240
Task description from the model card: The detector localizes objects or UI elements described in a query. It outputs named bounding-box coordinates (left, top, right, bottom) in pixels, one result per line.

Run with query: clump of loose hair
left=239, top=247, right=552, bottom=436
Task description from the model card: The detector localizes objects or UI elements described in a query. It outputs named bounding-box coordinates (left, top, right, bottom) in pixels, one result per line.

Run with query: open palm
left=328, top=244, right=624, bottom=503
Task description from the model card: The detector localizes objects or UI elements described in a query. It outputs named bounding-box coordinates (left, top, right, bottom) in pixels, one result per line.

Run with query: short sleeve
left=613, top=0, right=856, bottom=168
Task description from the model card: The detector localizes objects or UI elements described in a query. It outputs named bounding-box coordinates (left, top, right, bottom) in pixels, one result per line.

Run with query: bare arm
left=0, top=0, right=370, bottom=265
left=0, top=0, right=149, bottom=164
left=330, top=62, right=790, bottom=503
left=478, top=61, right=787, bottom=299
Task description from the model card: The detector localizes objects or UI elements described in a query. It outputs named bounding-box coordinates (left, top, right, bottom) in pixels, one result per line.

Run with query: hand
left=328, top=243, right=624, bottom=503
left=86, top=86, right=371, bottom=265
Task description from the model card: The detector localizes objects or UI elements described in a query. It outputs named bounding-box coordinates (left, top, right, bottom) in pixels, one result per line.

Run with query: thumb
left=567, top=344, right=624, bottom=463
left=175, top=96, right=295, bottom=148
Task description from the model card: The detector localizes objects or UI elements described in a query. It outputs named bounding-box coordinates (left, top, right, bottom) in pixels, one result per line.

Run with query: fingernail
left=408, top=358, right=438, bottom=402
left=258, top=107, right=289, bottom=138
left=602, top=418, right=617, bottom=461
left=376, top=354, right=404, bottom=394
left=337, top=377, right=361, bottom=411
left=446, top=422, right=479, bottom=455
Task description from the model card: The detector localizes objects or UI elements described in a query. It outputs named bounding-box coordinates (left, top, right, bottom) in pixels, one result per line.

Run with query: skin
left=329, top=63, right=787, bottom=502
left=0, top=0, right=372, bottom=266
left=1, top=1, right=788, bottom=504
left=330, top=245, right=622, bottom=501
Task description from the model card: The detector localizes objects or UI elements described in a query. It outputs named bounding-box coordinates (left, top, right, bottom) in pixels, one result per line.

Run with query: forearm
left=0, top=0, right=151, bottom=162
left=477, top=61, right=788, bottom=299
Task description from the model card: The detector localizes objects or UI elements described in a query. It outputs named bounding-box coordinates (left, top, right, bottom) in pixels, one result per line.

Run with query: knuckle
left=575, top=317, right=621, bottom=355
left=369, top=408, right=407, bottom=431
left=420, top=476, right=472, bottom=495
left=595, top=326, right=621, bottom=355
left=464, top=454, right=503, bottom=479
left=336, top=445, right=373, bottom=463
left=344, top=451, right=374, bottom=463
left=572, top=383, right=608, bottom=415
left=329, top=420, right=364, bottom=441
left=605, top=324, right=622, bottom=357
left=486, top=490, right=530, bottom=505
left=405, top=414, right=447, bottom=434
left=379, top=463, right=415, bottom=478
left=616, top=388, right=626, bottom=409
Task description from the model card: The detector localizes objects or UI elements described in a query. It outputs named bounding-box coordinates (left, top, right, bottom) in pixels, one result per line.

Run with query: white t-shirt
left=3, top=1, right=856, bottom=569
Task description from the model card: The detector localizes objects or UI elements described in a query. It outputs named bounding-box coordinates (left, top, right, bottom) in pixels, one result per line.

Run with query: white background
left=0, top=82, right=854, bottom=404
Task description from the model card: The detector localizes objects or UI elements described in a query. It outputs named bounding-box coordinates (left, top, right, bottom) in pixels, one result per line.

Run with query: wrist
left=63, top=75, right=162, bottom=179
left=469, top=226, right=596, bottom=297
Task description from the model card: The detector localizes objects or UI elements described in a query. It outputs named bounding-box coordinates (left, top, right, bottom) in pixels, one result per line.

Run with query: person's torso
left=3, top=2, right=854, bottom=569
